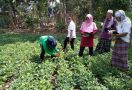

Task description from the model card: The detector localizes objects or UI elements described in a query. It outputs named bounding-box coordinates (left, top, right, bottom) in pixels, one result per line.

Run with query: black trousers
left=78, top=46, right=93, bottom=57
left=40, top=45, right=45, bottom=60
left=40, top=45, right=54, bottom=60
left=63, top=37, right=75, bottom=50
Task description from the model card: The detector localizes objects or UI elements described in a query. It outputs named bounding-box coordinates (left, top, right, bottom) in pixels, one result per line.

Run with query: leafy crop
left=0, top=33, right=132, bottom=90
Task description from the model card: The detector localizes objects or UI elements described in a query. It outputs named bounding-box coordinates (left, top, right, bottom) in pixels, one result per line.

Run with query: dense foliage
left=0, top=33, right=132, bottom=90
left=0, top=0, right=131, bottom=28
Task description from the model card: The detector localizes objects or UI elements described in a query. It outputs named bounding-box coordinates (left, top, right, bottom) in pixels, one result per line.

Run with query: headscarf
left=86, top=14, right=93, bottom=25
left=107, top=10, right=113, bottom=14
left=115, top=10, right=127, bottom=21
left=104, top=10, right=114, bottom=28
left=80, top=14, right=97, bottom=33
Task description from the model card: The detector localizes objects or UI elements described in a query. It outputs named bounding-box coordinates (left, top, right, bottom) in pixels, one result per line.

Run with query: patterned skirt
left=111, top=40, right=129, bottom=70
left=95, top=39, right=111, bottom=53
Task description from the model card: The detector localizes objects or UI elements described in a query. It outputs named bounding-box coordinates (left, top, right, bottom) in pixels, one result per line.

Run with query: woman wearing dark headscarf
left=110, top=10, right=131, bottom=71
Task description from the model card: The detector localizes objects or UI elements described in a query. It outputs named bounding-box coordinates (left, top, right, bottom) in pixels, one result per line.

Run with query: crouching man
left=39, top=35, right=60, bottom=61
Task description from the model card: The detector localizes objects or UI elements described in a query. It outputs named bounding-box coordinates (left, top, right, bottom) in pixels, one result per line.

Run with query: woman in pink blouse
left=79, top=14, right=97, bottom=56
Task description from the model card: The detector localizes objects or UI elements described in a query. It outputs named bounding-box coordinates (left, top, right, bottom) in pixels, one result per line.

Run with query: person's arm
left=53, top=48, right=60, bottom=57
left=108, top=21, right=118, bottom=35
left=93, top=30, right=97, bottom=34
left=114, top=33, right=128, bottom=37
left=113, top=22, right=131, bottom=37
left=39, top=37, right=43, bottom=47
left=93, top=22, right=98, bottom=34
left=111, top=19, right=117, bottom=30
left=108, top=30, right=116, bottom=34
left=80, top=22, right=84, bottom=35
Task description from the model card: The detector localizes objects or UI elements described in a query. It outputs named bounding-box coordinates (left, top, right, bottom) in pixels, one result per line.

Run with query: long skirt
left=80, top=36, right=94, bottom=47
left=111, top=40, right=129, bottom=70
left=95, top=39, right=111, bottom=53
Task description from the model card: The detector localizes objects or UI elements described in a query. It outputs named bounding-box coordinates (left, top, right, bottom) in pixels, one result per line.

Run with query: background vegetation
left=0, top=0, right=132, bottom=89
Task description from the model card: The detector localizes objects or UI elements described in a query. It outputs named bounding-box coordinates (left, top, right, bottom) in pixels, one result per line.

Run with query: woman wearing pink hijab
left=79, top=14, right=97, bottom=56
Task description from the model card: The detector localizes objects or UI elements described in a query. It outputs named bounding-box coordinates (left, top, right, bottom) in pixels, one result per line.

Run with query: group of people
left=39, top=10, right=131, bottom=71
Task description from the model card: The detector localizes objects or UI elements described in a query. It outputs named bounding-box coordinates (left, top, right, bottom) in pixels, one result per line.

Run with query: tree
left=130, top=29, right=132, bottom=48
left=130, top=0, right=132, bottom=48
left=88, top=0, right=93, bottom=14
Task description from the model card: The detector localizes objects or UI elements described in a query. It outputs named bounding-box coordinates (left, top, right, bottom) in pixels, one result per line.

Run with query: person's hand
left=108, top=30, right=113, bottom=35
left=89, top=32, right=93, bottom=37
left=81, top=32, right=84, bottom=35
left=54, top=53, right=60, bottom=57
left=108, top=30, right=116, bottom=35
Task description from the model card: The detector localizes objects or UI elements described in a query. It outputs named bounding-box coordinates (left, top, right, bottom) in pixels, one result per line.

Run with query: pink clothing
left=86, top=14, right=93, bottom=23
left=80, top=14, right=97, bottom=47
left=80, top=22, right=97, bottom=33
left=80, top=14, right=97, bottom=33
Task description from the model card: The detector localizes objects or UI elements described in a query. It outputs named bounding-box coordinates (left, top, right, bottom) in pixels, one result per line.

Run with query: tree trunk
left=63, top=0, right=67, bottom=25
left=130, top=0, right=132, bottom=48
left=88, top=0, right=93, bottom=14
left=9, top=7, right=16, bottom=30
left=9, top=1, right=17, bottom=30
left=130, top=28, right=132, bottom=48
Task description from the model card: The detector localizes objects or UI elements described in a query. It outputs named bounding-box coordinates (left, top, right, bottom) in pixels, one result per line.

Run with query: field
left=0, top=33, right=132, bottom=90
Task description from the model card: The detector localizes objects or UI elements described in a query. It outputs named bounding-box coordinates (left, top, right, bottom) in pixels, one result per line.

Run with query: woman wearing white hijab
left=110, top=10, right=131, bottom=71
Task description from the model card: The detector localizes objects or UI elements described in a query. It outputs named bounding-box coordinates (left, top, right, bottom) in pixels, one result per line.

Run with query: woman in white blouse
left=110, top=10, right=131, bottom=71
left=63, top=17, right=76, bottom=51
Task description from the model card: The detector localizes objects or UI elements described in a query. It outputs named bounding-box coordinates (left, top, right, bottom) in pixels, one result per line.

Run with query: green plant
left=25, top=16, right=39, bottom=29
left=55, top=19, right=65, bottom=32
left=0, top=33, right=132, bottom=90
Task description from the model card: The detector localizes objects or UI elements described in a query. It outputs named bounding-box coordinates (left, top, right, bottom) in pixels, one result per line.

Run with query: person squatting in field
left=39, top=35, right=60, bottom=61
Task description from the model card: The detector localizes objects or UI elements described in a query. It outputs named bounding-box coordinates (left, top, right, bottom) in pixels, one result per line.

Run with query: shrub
left=55, top=19, right=65, bottom=32
left=25, top=16, right=39, bottom=29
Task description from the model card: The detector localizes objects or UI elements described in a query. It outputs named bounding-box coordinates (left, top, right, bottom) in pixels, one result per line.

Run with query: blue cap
left=47, top=36, right=57, bottom=49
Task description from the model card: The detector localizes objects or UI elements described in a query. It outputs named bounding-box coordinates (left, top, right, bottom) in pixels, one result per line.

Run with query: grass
left=0, top=33, right=132, bottom=90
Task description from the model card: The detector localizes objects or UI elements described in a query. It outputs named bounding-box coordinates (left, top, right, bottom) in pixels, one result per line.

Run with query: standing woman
left=95, top=10, right=117, bottom=54
left=111, top=10, right=131, bottom=71
left=79, top=14, right=97, bottom=56
left=63, top=17, right=76, bottom=51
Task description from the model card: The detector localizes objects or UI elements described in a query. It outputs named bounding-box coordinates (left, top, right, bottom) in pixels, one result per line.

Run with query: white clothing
left=107, top=10, right=113, bottom=14
left=56, top=0, right=60, bottom=3
left=67, top=20, right=76, bottom=38
left=49, top=1, right=56, bottom=8
left=116, top=18, right=131, bottom=43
